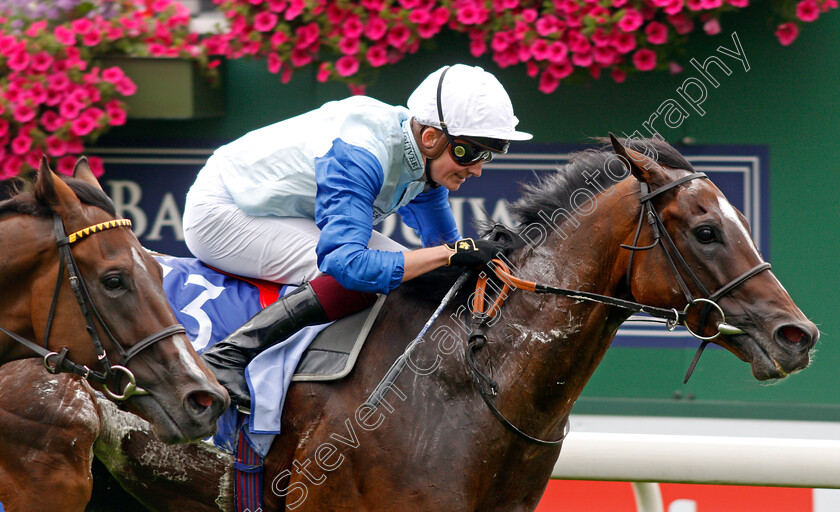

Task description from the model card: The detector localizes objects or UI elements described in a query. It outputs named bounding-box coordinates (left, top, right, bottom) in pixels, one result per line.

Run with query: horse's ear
left=609, top=133, right=665, bottom=185
left=72, top=156, right=103, bottom=190
left=34, top=156, right=83, bottom=218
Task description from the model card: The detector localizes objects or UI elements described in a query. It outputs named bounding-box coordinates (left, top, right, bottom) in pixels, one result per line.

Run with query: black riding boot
left=201, top=282, right=328, bottom=410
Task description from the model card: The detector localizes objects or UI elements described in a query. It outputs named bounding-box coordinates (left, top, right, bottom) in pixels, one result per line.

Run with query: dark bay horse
left=5, top=137, right=820, bottom=511
left=0, top=157, right=228, bottom=443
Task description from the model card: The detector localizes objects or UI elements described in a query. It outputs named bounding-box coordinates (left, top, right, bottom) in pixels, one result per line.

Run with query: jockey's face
left=428, top=149, right=483, bottom=191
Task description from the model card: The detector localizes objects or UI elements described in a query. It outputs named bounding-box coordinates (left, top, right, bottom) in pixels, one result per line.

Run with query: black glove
left=446, top=238, right=503, bottom=268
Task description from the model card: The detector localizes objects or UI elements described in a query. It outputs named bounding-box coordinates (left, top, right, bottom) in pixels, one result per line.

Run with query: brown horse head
left=610, top=135, right=819, bottom=380
left=0, top=157, right=229, bottom=443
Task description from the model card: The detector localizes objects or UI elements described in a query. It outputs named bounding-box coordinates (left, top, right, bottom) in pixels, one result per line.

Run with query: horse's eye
left=694, top=226, right=717, bottom=244
left=103, top=275, right=125, bottom=290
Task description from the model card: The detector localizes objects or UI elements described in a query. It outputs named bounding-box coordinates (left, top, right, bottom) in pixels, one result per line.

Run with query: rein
left=0, top=214, right=186, bottom=401
left=465, top=171, right=771, bottom=444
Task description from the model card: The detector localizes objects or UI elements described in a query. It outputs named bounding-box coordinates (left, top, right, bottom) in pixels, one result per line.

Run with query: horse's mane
left=0, top=176, right=117, bottom=219
left=400, top=137, right=694, bottom=304
left=508, top=137, right=694, bottom=229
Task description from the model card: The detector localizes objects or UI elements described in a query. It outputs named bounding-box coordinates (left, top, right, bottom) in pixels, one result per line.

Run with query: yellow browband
left=67, top=219, right=132, bottom=244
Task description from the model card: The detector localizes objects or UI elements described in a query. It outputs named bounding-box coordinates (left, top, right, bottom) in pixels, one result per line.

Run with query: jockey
left=183, top=64, right=533, bottom=410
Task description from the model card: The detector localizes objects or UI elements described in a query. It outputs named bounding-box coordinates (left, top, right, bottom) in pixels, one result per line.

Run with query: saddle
left=153, top=254, right=381, bottom=383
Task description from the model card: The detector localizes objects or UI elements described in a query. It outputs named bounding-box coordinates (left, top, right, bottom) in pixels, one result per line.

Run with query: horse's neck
left=482, top=188, right=639, bottom=433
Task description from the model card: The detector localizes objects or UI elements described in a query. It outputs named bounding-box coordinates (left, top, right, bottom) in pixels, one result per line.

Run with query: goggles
left=436, top=66, right=510, bottom=167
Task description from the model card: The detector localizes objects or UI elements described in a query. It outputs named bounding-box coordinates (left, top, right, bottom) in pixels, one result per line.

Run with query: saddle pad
left=292, top=295, right=385, bottom=381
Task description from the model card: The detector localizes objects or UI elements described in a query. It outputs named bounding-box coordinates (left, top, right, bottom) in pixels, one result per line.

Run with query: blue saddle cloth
left=154, top=255, right=330, bottom=450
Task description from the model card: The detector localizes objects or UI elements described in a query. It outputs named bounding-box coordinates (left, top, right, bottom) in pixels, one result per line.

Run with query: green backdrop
left=97, top=7, right=840, bottom=421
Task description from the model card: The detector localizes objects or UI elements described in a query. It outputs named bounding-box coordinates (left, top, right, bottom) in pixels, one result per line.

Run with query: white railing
left=550, top=415, right=840, bottom=512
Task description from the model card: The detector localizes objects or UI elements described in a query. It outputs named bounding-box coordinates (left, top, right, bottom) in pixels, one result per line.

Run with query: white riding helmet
left=407, top=64, right=533, bottom=142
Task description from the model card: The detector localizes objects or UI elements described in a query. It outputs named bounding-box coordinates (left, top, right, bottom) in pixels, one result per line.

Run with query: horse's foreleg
left=0, top=359, right=101, bottom=512
left=94, top=397, right=235, bottom=512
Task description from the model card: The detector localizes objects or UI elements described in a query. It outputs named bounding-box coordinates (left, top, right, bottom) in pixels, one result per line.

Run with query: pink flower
left=31, top=51, right=53, bottom=72
left=726, top=0, right=749, bottom=5
left=686, top=0, right=703, bottom=9
left=2, top=157, right=23, bottom=178
left=469, top=35, right=487, bottom=57
left=46, top=135, right=68, bottom=157
left=645, top=22, right=668, bottom=45
left=457, top=5, right=489, bottom=25
left=617, top=9, right=644, bottom=32
left=316, top=62, right=331, bottom=82
left=60, top=99, right=83, bottom=120
left=267, top=52, right=282, bottom=73
left=535, top=15, right=561, bottom=36
left=364, top=17, right=388, bottom=41
left=87, top=157, right=105, bottom=177
left=116, top=77, right=137, bottom=96
left=24, top=20, right=47, bottom=38
left=285, top=0, right=305, bottom=20
left=13, top=104, right=36, bottom=123
left=700, top=0, right=723, bottom=7
left=71, top=116, right=97, bottom=137
left=548, top=41, right=569, bottom=63
left=343, top=16, right=364, bottom=38
left=366, top=45, right=389, bottom=67
left=775, top=22, right=799, bottom=45
left=7, top=49, right=30, bottom=72
left=339, top=37, right=359, bottom=55
left=611, top=68, right=627, bottom=83
left=409, top=10, right=431, bottom=24
left=102, top=66, right=126, bottom=84
left=632, top=48, right=657, bottom=71
left=105, top=100, right=127, bottom=126
left=530, top=39, right=551, bottom=60
left=571, top=51, right=593, bottom=67
left=348, top=84, right=366, bottom=96
left=703, top=18, right=722, bottom=35
left=82, top=31, right=102, bottom=46
left=796, top=0, right=820, bottom=21
left=0, top=119, right=8, bottom=138
left=11, top=134, right=32, bottom=155
left=335, top=55, right=359, bottom=77
left=386, top=26, right=411, bottom=48
left=57, top=157, right=76, bottom=176
left=151, top=0, right=173, bottom=12
left=538, top=70, right=561, bottom=94
left=593, top=46, right=616, bottom=66
left=71, top=18, right=93, bottom=35
left=41, top=110, right=63, bottom=131
left=271, top=31, right=289, bottom=48
left=611, top=32, right=637, bottom=53
left=254, top=11, right=278, bottom=31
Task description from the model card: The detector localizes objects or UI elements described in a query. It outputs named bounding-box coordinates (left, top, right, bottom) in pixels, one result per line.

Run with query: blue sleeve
left=398, top=185, right=460, bottom=247
left=314, top=139, right=405, bottom=294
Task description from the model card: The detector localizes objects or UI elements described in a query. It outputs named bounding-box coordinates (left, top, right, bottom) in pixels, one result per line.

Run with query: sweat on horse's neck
left=481, top=177, right=641, bottom=437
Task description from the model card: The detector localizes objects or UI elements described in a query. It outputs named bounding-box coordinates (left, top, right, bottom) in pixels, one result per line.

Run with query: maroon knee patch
left=308, top=275, right=377, bottom=322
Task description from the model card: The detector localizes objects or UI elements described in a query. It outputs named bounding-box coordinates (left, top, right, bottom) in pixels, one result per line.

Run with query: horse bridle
left=466, top=170, right=771, bottom=445
left=0, top=214, right=186, bottom=401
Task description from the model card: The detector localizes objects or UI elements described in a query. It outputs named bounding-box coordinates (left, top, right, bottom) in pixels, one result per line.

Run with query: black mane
left=0, top=176, right=116, bottom=219
left=508, top=137, right=693, bottom=229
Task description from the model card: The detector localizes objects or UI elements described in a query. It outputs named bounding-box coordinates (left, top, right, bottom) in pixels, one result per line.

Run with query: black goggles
left=445, top=134, right=510, bottom=166
left=435, top=66, right=510, bottom=167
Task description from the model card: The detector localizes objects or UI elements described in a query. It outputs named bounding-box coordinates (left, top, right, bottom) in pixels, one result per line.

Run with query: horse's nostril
left=780, top=325, right=806, bottom=344
left=187, top=390, right=215, bottom=412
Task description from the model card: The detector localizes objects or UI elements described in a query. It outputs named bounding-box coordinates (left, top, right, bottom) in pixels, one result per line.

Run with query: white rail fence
left=550, top=415, right=840, bottom=512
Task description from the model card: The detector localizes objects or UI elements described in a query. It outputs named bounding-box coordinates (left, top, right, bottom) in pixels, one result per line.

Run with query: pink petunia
left=535, top=15, right=561, bottom=36
left=633, top=48, right=657, bottom=71
left=105, top=100, right=127, bottom=126
left=775, top=22, right=799, bottom=45
left=71, top=18, right=93, bottom=35
left=13, top=104, right=36, bottom=124
left=60, top=100, right=83, bottom=120
left=796, top=0, right=820, bottom=21
left=347, top=84, right=366, bottom=96
left=700, top=0, right=723, bottom=7
left=151, top=0, right=173, bottom=12
left=364, top=17, right=388, bottom=41
left=617, top=9, right=644, bottom=32
left=366, top=45, right=388, bottom=67
left=548, top=41, right=569, bottom=63
left=611, top=32, right=637, bottom=53
left=538, top=70, right=561, bottom=94
left=387, top=25, right=411, bottom=48
left=102, top=66, right=126, bottom=84
left=0, top=119, right=9, bottom=138
left=31, top=51, right=54, bottom=72
left=571, top=51, right=593, bottom=67
left=57, top=156, right=77, bottom=176
left=11, top=134, right=32, bottom=155
left=645, top=22, right=668, bottom=45
left=87, top=157, right=104, bottom=177
left=271, top=31, right=289, bottom=48
left=409, top=10, right=431, bottom=24
left=46, top=135, right=68, bottom=157
left=2, top=156, right=23, bottom=179
left=703, top=18, right=722, bottom=35
left=726, top=0, right=749, bottom=5
left=24, top=20, right=47, bottom=38
left=285, top=0, right=305, bottom=20
left=267, top=52, right=282, bottom=73
left=469, top=36, right=487, bottom=57
left=339, top=37, right=360, bottom=55
left=7, top=49, right=31, bottom=72
left=530, top=39, right=551, bottom=61
left=116, top=77, right=138, bottom=96
left=41, top=110, right=64, bottom=131
left=82, top=30, right=102, bottom=46
left=70, top=116, right=97, bottom=137
left=316, top=62, right=331, bottom=82
left=254, top=11, right=279, bottom=31
left=343, top=16, right=364, bottom=38
left=611, top=68, right=627, bottom=83
left=335, top=55, right=360, bottom=77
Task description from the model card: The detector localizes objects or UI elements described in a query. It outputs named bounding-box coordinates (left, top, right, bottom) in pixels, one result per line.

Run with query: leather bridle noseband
left=0, top=214, right=186, bottom=401
left=466, top=170, right=771, bottom=445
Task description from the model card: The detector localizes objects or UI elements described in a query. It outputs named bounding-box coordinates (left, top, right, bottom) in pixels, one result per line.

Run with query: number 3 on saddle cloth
left=155, top=255, right=329, bottom=444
